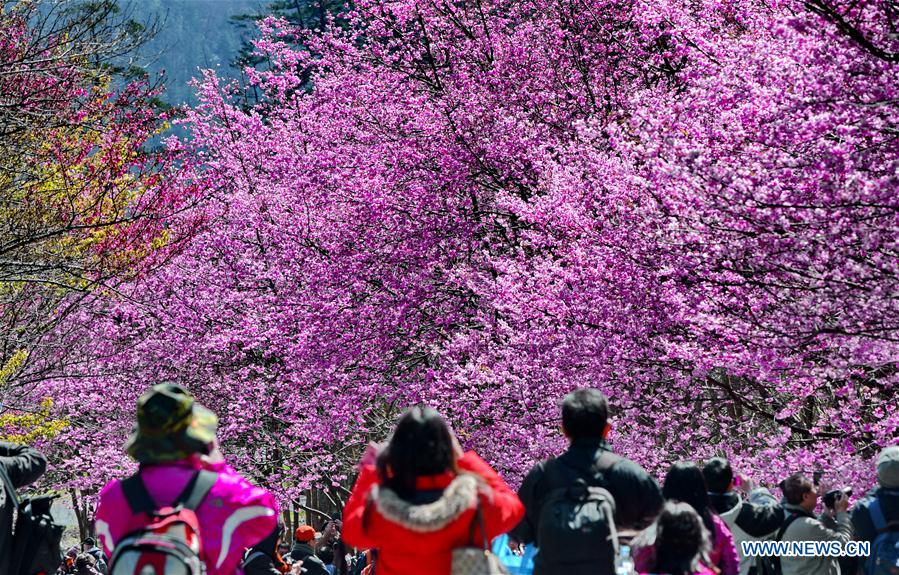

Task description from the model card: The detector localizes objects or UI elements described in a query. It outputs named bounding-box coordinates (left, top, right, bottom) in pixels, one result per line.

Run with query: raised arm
left=0, top=441, right=47, bottom=488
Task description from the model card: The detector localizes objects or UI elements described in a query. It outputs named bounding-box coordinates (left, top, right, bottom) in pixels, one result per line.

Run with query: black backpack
left=0, top=464, right=64, bottom=575
left=535, top=450, right=620, bottom=574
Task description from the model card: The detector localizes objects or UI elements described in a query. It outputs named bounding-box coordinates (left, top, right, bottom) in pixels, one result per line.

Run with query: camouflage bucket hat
left=124, top=383, right=218, bottom=464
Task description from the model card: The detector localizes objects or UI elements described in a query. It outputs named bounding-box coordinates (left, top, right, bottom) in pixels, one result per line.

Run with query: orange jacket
left=343, top=451, right=524, bottom=575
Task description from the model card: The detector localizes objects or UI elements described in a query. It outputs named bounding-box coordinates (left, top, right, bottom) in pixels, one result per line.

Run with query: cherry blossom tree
left=36, top=0, right=897, bottom=510
left=0, top=2, right=202, bottom=528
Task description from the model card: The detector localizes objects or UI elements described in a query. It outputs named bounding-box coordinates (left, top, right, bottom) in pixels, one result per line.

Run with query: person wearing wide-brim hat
left=123, top=382, right=220, bottom=463
left=94, top=383, right=281, bottom=575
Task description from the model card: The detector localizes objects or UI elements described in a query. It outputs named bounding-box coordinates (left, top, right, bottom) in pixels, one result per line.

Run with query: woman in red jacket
left=342, top=406, right=524, bottom=575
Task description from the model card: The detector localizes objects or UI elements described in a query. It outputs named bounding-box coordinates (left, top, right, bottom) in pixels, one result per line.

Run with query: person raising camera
left=341, top=405, right=524, bottom=575
left=778, top=473, right=852, bottom=575
left=817, top=486, right=857, bottom=575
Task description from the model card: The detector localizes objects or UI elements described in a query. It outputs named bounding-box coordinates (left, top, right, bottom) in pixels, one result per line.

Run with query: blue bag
left=866, top=498, right=899, bottom=575
left=492, top=534, right=536, bottom=575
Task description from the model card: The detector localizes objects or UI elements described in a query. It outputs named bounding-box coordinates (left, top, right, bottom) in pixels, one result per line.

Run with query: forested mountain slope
left=127, top=0, right=261, bottom=106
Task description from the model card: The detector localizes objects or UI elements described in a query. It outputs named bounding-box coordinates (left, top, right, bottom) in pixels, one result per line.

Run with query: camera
left=823, top=487, right=852, bottom=509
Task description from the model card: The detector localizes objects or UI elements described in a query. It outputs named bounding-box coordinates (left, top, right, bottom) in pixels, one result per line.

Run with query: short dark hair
left=561, top=388, right=609, bottom=439
left=782, top=473, right=813, bottom=505
left=702, top=457, right=733, bottom=493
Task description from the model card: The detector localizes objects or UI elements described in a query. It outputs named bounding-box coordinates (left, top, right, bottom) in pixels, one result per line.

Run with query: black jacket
left=708, top=491, right=785, bottom=537
left=85, top=547, right=107, bottom=574
left=0, top=442, right=47, bottom=574
left=290, top=542, right=330, bottom=575
left=509, top=437, right=663, bottom=566
left=243, top=523, right=285, bottom=575
left=74, top=555, right=104, bottom=575
left=852, top=486, right=899, bottom=544
left=244, top=551, right=283, bottom=575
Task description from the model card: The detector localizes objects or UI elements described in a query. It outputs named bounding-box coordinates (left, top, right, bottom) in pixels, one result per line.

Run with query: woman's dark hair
left=652, top=502, right=710, bottom=575
left=377, top=405, right=458, bottom=500
left=663, top=461, right=717, bottom=543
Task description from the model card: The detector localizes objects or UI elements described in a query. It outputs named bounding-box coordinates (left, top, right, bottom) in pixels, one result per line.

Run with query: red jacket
left=342, top=451, right=524, bottom=575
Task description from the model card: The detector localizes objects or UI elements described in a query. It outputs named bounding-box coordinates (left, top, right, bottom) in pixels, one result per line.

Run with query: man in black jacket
left=509, top=388, right=663, bottom=575
left=0, top=441, right=48, bottom=574
left=81, top=537, right=108, bottom=574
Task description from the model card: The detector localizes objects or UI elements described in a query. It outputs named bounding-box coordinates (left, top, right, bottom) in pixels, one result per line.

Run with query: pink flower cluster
left=34, top=0, right=897, bottom=502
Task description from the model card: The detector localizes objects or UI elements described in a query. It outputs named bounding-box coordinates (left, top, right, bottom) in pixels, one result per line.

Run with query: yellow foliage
left=0, top=350, right=28, bottom=387
left=0, top=397, right=68, bottom=444
left=3, top=108, right=170, bottom=289
left=0, top=351, right=66, bottom=444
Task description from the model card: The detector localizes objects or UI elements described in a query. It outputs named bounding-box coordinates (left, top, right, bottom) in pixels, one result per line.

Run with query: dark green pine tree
left=231, top=0, right=347, bottom=102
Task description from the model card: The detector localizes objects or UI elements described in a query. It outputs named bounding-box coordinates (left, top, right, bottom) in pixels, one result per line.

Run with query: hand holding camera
left=823, top=487, right=852, bottom=513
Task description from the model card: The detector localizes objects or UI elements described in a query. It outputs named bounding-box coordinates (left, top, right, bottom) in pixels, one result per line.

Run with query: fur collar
left=373, top=473, right=480, bottom=532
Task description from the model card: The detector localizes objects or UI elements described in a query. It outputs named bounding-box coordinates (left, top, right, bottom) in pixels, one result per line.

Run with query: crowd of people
left=56, top=539, right=107, bottom=575
left=0, top=383, right=896, bottom=575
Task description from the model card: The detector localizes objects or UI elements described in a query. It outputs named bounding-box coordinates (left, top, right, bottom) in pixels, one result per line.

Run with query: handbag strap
left=467, top=498, right=489, bottom=550
left=0, top=463, right=21, bottom=509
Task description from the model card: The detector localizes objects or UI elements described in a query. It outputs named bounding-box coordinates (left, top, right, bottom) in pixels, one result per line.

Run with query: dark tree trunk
left=69, top=488, right=93, bottom=542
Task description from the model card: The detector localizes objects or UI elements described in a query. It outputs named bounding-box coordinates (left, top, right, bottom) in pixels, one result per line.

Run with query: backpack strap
left=121, top=470, right=216, bottom=514
left=542, top=458, right=568, bottom=491
left=769, top=512, right=802, bottom=575
left=121, top=473, right=156, bottom=515
left=775, top=512, right=802, bottom=542
left=601, top=492, right=621, bottom=556
left=869, top=498, right=887, bottom=532
left=177, top=470, right=217, bottom=511
left=243, top=550, right=268, bottom=567
left=0, top=463, right=20, bottom=509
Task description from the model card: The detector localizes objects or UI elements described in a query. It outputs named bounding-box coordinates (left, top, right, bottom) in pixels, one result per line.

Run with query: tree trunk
left=282, top=505, right=294, bottom=540
left=305, top=488, right=336, bottom=529
left=69, top=488, right=93, bottom=542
